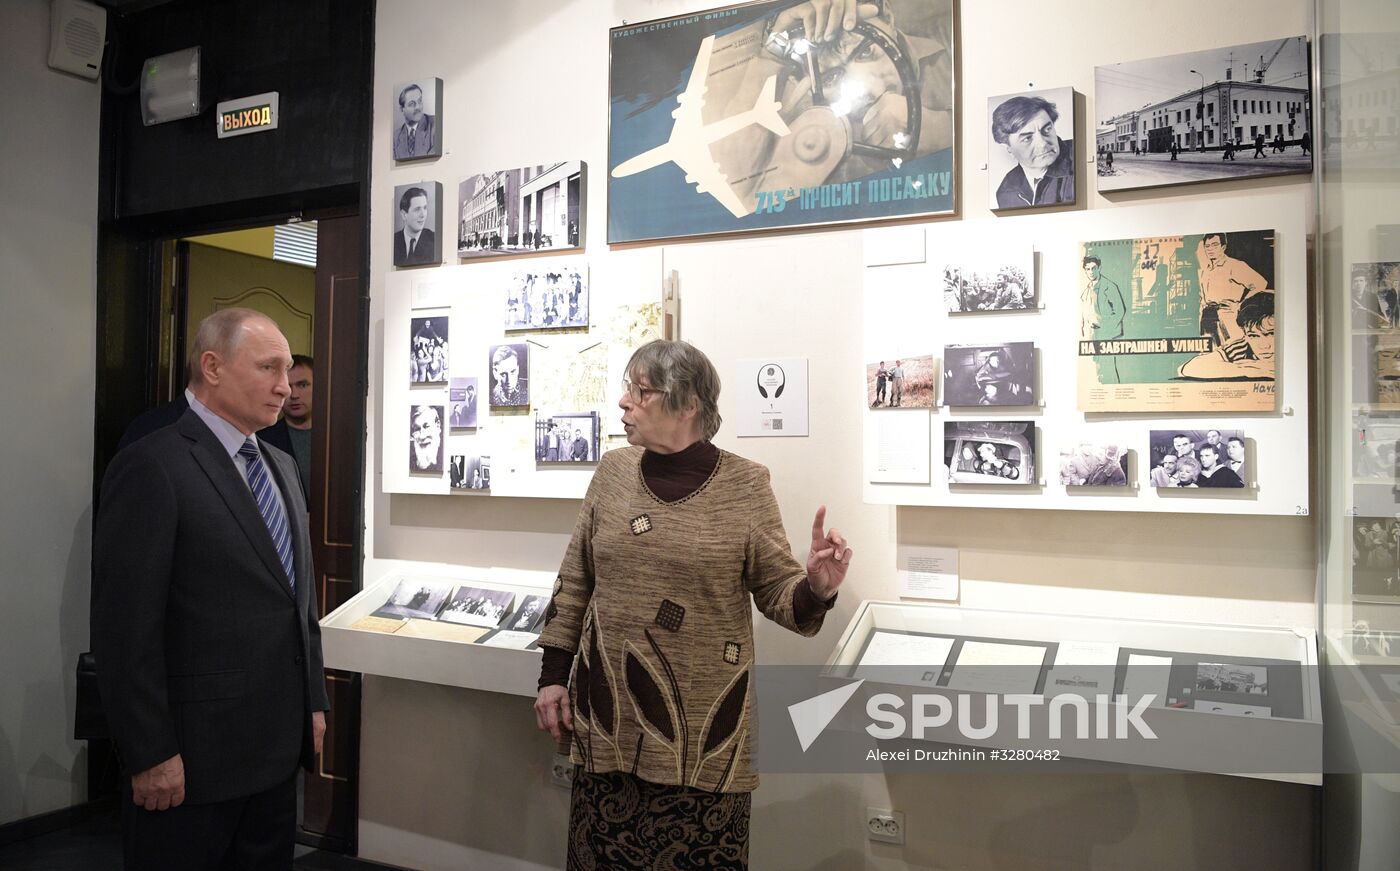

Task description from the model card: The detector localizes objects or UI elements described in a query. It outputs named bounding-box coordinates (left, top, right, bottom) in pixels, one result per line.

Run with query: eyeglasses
left=622, top=377, right=666, bottom=402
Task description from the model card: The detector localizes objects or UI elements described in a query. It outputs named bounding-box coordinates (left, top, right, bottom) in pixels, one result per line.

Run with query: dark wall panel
left=108, top=0, right=372, bottom=219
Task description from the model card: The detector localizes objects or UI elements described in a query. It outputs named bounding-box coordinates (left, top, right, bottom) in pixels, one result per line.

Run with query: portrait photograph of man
left=408, top=404, right=445, bottom=474
left=393, top=182, right=442, bottom=267
left=391, top=77, right=442, bottom=161
left=987, top=86, right=1076, bottom=210
left=488, top=343, right=530, bottom=408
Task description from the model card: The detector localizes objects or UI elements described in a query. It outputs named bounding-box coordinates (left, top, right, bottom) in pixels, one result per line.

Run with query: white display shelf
left=320, top=559, right=551, bottom=698
left=825, top=600, right=1323, bottom=785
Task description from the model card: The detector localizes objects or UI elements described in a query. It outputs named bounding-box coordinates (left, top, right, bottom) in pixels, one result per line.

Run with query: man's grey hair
left=626, top=340, right=722, bottom=441
left=187, top=308, right=276, bottom=384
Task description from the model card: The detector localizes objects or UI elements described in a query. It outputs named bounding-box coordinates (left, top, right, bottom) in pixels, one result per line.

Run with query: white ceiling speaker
left=48, top=0, right=107, bottom=80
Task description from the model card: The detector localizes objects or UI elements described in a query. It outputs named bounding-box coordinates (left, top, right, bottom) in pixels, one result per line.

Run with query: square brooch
left=655, top=598, right=685, bottom=632
left=630, top=514, right=653, bottom=535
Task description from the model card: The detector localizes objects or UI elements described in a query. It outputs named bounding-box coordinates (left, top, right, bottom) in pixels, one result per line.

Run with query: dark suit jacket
left=116, top=394, right=191, bottom=453
left=394, top=227, right=437, bottom=266
left=93, top=410, right=329, bottom=805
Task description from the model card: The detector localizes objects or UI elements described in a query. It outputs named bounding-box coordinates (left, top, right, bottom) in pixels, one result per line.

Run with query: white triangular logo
left=787, top=679, right=865, bottom=752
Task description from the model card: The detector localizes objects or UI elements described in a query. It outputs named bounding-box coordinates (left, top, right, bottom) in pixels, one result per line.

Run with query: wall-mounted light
left=140, top=46, right=201, bottom=126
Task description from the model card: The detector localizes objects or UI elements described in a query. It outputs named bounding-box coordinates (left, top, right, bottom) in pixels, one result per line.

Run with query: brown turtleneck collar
left=640, top=439, right=720, bottom=502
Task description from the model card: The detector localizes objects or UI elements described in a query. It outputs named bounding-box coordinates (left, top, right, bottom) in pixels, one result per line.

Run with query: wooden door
left=300, top=214, right=366, bottom=851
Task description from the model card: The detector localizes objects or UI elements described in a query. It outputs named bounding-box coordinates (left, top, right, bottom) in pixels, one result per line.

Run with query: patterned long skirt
left=567, top=770, right=751, bottom=870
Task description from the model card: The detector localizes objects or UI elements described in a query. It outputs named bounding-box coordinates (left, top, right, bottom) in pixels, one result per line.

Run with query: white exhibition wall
left=0, top=0, right=100, bottom=825
left=364, top=1, right=1318, bottom=869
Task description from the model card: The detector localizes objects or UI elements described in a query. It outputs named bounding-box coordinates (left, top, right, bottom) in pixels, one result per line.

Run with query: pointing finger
left=812, top=506, right=827, bottom=540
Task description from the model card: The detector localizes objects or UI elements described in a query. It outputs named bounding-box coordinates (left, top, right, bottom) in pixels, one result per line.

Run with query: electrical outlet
left=865, top=806, right=905, bottom=845
left=550, top=753, right=575, bottom=789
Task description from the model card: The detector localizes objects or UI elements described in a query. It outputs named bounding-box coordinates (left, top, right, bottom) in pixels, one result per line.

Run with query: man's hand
left=312, top=711, right=327, bottom=756
left=131, top=754, right=185, bottom=811
left=534, top=685, right=573, bottom=743
left=807, top=505, right=853, bottom=600
left=772, top=0, right=881, bottom=44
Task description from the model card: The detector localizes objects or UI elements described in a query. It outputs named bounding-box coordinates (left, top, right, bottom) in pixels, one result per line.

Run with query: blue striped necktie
left=238, top=439, right=295, bottom=590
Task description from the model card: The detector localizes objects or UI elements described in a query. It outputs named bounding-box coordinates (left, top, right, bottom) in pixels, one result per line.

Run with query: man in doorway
left=1081, top=255, right=1126, bottom=384
left=93, top=308, right=327, bottom=870
left=394, top=187, right=437, bottom=266
left=392, top=83, right=436, bottom=160
left=259, top=354, right=313, bottom=501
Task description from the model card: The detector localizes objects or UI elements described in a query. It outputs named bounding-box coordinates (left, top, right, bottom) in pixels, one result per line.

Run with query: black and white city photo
left=449, top=377, right=477, bottom=428
left=458, top=162, right=585, bottom=258
left=393, top=181, right=443, bottom=267
left=504, top=265, right=589, bottom=331
left=408, top=404, right=445, bottom=475
left=391, top=77, right=442, bottom=161
left=1195, top=662, right=1269, bottom=695
left=1095, top=37, right=1312, bottom=192
left=945, top=421, right=1036, bottom=485
left=535, top=412, right=600, bottom=463
left=373, top=578, right=454, bottom=620
left=942, top=245, right=1035, bottom=313
left=505, top=595, right=549, bottom=633
left=439, top=586, right=516, bottom=628
left=988, top=87, right=1076, bottom=210
left=409, top=316, right=448, bottom=384
left=449, top=455, right=491, bottom=491
left=1147, top=429, right=1245, bottom=488
left=942, top=343, right=1035, bottom=406
left=488, top=343, right=529, bottom=407
left=1059, top=443, right=1129, bottom=487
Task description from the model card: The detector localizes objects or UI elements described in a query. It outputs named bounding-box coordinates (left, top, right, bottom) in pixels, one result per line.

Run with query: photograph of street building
left=1095, top=37, right=1311, bottom=192
left=457, top=161, right=585, bottom=259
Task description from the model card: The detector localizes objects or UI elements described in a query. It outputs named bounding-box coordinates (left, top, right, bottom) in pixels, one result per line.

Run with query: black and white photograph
left=488, top=343, right=529, bottom=407
left=865, top=355, right=936, bottom=409
left=449, top=455, right=491, bottom=491
left=393, top=181, right=443, bottom=267
left=504, top=594, right=549, bottom=633
left=372, top=578, right=454, bottom=620
left=1351, top=261, right=1400, bottom=330
left=1354, top=413, right=1400, bottom=480
left=1059, top=443, right=1129, bottom=487
left=1353, top=517, right=1400, bottom=602
left=1095, top=37, right=1312, bottom=193
left=1195, top=662, right=1269, bottom=695
left=458, top=162, right=585, bottom=258
left=988, top=86, right=1076, bottom=210
left=535, top=411, right=600, bottom=463
left=1147, top=429, right=1246, bottom=488
left=942, top=245, right=1035, bottom=312
left=439, top=585, right=516, bottom=628
left=503, top=265, right=589, bottom=331
left=408, top=404, right=444, bottom=474
left=942, top=342, right=1035, bottom=406
left=409, top=316, right=448, bottom=384
left=944, top=421, right=1036, bottom=485
left=391, top=77, right=442, bottom=161
left=449, top=377, right=478, bottom=428
left=1355, top=334, right=1400, bottom=407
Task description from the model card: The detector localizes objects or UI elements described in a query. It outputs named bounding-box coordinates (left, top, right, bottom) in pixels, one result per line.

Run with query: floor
left=0, top=806, right=395, bottom=870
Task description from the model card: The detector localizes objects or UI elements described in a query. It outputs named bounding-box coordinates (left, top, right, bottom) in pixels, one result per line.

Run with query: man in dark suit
left=93, top=308, right=328, bottom=869
left=393, top=186, right=437, bottom=266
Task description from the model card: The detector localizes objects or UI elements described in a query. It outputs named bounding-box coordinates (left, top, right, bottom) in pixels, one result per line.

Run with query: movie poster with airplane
left=1077, top=229, right=1277, bottom=413
left=607, top=0, right=956, bottom=244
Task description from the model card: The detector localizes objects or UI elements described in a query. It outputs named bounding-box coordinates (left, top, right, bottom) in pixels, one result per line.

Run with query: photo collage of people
left=365, top=577, right=549, bottom=648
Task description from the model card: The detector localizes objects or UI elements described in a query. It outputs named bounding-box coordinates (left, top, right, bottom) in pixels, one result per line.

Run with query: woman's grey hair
left=626, top=340, right=722, bottom=441
left=187, top=307, right=274, bottom=384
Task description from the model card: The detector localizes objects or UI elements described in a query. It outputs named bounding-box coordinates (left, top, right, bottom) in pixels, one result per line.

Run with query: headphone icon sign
left=756, top=363, right=786, bottom=399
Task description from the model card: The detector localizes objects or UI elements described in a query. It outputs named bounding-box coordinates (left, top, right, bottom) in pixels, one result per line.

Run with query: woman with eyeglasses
left=533, top=339, right=852, bottom=870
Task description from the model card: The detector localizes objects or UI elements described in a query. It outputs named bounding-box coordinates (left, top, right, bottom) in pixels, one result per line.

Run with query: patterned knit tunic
left=538, top=444, right=828, bottom=793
